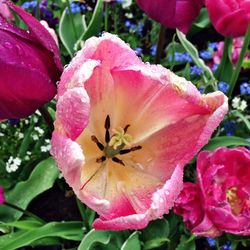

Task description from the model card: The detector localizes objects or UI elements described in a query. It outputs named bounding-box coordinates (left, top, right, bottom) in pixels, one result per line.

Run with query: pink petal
left=56, top=88, right=90, bottom=140
left=93, top=165, right=183, bottom=230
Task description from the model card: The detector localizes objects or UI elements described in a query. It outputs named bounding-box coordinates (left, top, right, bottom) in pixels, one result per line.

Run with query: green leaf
left=0, top=158, right=59, bottom=222
left=75, top=0, right=103, bottom=49
left=77, top=229, right=114, bottom=250
left=176, top=235, right=196, bottom=250
left=203, top=136, right=250, bottom=151
left=0, top=221, right=83, bottom=250
left=189, top=8, right=210, bottom=37
left=2, top=219, right=44, bottom=230
left=59, top=11, right=86, bottom=57
left=141, top=219, right=170, bottom=249
left=231, top=110, right=250, bottom=131
left=121, top=231, right=141, bottom=250
left=176, top=29, right=215, bottom=82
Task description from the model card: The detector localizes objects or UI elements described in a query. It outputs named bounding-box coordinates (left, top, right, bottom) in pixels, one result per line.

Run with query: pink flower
left=174, top=147, right=250, bottom=237
left=0, top=0, right=62, bottom=119
left=51, top=33, right=228, bottom=230
left=206, top=0, right=250, bottom=37
left=136, top=0, right=204, bottom=34
left=213, top=37, right=250, bottom=66
left=0, top=186, right=4, bottom=204
left=0, top=0, right=13, bottom=20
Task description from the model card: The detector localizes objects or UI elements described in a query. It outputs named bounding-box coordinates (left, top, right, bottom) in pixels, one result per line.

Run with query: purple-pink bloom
left=174, top=147, right=250, bottom=237
left=0, top=186, right=4, bottom=204
left=0, top=0, right=13, bottom=20
left=0, top=0, right=62, bottom=119
left=51, top=33, right=227, bottom=230
left=136, top=0, right=204, bottom=34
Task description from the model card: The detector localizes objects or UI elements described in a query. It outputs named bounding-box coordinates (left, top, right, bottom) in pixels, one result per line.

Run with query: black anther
left=91, top=135, right=104, bottom=151
left=119, top=146, right=142, bottom=155
left=112, top=157, right=125, bottom=166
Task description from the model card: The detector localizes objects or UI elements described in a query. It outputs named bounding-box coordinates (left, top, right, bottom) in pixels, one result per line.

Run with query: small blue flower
left=125, top=20, right=132, bottom=28
left=134, top=47, right=143, bottom=56
left=198, top=86, right=205, bottom=94
left=8, top=119, right=20, bottom=126
left=218, top=81, right=229, bottom=94
left=206, top=237, right=216, bottom=247
left=221, top=241, right=232, bottom=250
left=183, top=52, right=193, bottom=63
left=224, top=120, right=236, bottom=136
left=240, top=82, right=250, bottom=95
left=212, top=63, right=219, bottom=72
left=208, top=42, right=218, bottom=51
left=200, top=50, right=213, bottom=60
left=150, top=45, right=157, bottom=57
left=66, top=2, right=86, bottom=14
left=190, top=65, right=203, bottom=76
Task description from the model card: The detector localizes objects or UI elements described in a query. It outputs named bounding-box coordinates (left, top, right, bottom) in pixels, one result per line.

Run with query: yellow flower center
left=226, top=187, right=242, bottom=215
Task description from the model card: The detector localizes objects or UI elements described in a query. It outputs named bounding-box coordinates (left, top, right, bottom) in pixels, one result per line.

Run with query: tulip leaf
left=203, top=136, right=250, bottom=151
left=75, top=0, right=103, bottom=50
left=231, top=110, right=250, bottom=131
left=176, top=235, right=196, bottom=250
left=59, top=11, right=86, bottom=57
left=176, top=29, right=215, bottom=82
left=121, top=231, right=141, bottom=250
left=0, top=158, right=59, bottom=222
left=77, top=229, right=115, bottom=250
left=141, top=219, right=170, bottom=249
left=0, top=221, right=83, bottom=249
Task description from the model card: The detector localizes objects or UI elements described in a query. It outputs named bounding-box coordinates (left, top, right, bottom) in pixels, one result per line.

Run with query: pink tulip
left=174, top=147, right=250, bottom=237
left=0, top=0, right=13, bottom=20
left=136, top=0, right=204, bottom=34
left=213, top=37, right=250, bottom=66
left=51, top=33, right=228, bottom=230
left=0, top=186, right=4, bottom=204
left=206, top=0, right=250, bottom=37
left=0, top=0, right=62, bottom=119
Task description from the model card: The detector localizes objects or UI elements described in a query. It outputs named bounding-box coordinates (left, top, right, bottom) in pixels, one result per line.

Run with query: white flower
left=32, top=134, right=39, bottom=141
left=6, top=157, right=22, bottom=173
left=41, top=145, right=51, bottom=152
left=125, top=12, right=133, bottom=19
left=34, top=127, right=44, bottom=135
left=232, top=97, right=248, bottom=111
left=1, top=124, right=7, bottom=129
left=121, top=0, right=132, bottom=8
left=18, top=133, right=24, bottom=139
left=0, top=132, right=4, bottom=137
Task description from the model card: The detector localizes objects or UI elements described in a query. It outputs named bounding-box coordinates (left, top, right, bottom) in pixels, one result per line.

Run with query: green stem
left=35, top=0, right=41, bottom=19
left=4, top=202, right=45, bottom=223
left=228, top=24, right=250, bottom=97
left=155, top=25, right=166, bottom=64
left=214, top=37, right=232, bottom=81
left=39, top=106, right=54, bottom=133
left=66, top=0, right=78, bottom=41
left=104, top=2, right=109, bottom=32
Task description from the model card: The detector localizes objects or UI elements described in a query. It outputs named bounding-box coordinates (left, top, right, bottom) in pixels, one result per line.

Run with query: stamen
left=124, top=124, right=130, bottom=133
left=119, top=146, right=142, bottom=155
left=96, top=156, right=106, bottom=163
left=91, top=135, right=104, bottom=151
left=112, top=157, right=125, bottom=166
left=105, top=115, right=111, bottom=143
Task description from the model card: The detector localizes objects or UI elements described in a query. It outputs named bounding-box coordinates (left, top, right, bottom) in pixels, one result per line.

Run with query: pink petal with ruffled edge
left=52, top=33, right=228, bottom=230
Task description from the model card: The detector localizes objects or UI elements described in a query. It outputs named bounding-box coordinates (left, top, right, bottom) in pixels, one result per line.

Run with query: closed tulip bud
left=206, top=0, right=250, bottom=37
left=0, top=0, right=63, bottom=119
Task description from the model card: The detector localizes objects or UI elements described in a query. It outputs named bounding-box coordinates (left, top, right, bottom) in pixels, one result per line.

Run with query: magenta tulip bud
left=0, top=0, right=63, bottom=119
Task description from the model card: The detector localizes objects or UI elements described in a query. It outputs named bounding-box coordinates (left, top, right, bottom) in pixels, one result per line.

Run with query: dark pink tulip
left=136, top=0, right=204, bottom=33
left=206, top=0, right=250, bottom=37
left=0, top=0, right=63, bottom=119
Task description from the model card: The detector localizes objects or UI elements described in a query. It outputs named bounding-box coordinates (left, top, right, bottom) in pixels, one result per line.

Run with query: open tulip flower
left=0, top=0, right=62, bottom=119
left=51, top=33, right=228, bottom=230
left=174, top=147, right=250, bottom=237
